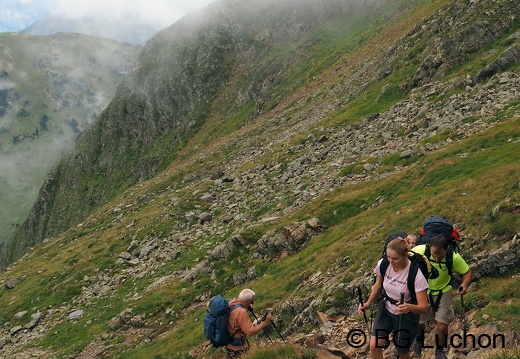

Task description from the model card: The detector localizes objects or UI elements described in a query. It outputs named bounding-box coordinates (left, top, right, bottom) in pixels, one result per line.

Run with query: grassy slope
left=135, top=117, right=520, bottom=359
left=0, top=0, right=519, bottom=358
left=2, top=112, right=515, bottom=358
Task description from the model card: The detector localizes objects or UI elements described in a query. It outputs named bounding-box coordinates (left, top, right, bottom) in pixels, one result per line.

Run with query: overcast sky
left=2, top=0, right=220, bottom=31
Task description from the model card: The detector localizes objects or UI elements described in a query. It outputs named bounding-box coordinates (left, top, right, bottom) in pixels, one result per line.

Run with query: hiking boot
left=410, top=338, right=423, bottom=355
left=435, top=349, right=448, bottom=359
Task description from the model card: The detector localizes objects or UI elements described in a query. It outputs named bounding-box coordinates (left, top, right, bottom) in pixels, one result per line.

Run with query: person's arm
left=454, top=253, right=471, bottom=295
left=237, top=311, right=271, bottom=336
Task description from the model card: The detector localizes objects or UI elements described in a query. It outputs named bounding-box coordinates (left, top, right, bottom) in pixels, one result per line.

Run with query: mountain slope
left=0, top=32, right=141, bottom=247
left=8, top=0, right=519, bottom=264
left=0, top=0, right=518, bottom=357
left=4, top=0, right=421, bottom=262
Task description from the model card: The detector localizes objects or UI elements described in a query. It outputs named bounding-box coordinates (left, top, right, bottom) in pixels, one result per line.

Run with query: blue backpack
left=204, top=295, right=245, bottom=347
left=417, top=216, right=461, bottom=252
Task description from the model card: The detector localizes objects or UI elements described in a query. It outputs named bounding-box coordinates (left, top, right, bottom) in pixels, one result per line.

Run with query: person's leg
left=395, top=312, right=419, bottom=358
left=369, top=335, right=387, bottom=359
left=371, top=305, right=393, bottom=359
left=436, top=322, right=449, bottom=348
left=410, top=307, right=432, bottom=355
left=433, top=290, right=454, bottom=359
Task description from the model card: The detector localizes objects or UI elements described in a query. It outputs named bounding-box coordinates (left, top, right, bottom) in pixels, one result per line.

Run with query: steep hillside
left=7, top=0, right=519, bottom=265
left=4, top=0, right=426, bottom=263
left=0, top=0, right=518, bottom=358
left=0, top=32, right=141, bottom=246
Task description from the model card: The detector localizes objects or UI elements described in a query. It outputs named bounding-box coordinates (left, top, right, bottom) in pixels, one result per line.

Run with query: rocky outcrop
left=286, top=314, right=519, bottom=359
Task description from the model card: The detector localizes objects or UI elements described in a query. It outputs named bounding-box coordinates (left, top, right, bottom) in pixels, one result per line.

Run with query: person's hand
left=396, top=303, right=409, bottom=315
left=358, top=303, right=369, bottom=314
left=264, top=313, right=272, bottom=324
left=458, top=285, right=468, bottom=296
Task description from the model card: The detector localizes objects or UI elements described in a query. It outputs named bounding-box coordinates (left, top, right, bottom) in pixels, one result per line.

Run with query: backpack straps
left=380, top=258, right=390, bottom=282
left=227, top=303, right=247, bottom=346
left=446, top=246, right=454, bottom=279
left=424, top=243, right=431, bottom=259
left=428, top=290, right=444, bottom=312
left=424, top=244, right=454, bottom=312
left=425, top=244, right=454, bottom=278
left=229, top=303, right=245, bottom=312
left=406, top=262, right=419, bottom=304
left=379, top=255, right=419, bottom=305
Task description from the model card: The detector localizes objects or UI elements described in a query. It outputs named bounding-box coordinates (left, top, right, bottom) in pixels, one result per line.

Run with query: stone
left=305, top=332, right=326, bottom=348
left=4, top=277, right=20, bottom=290
left=198, top=212, right=212, bottom=224
left=69, top=310, right=84, bottom=320
left=0, top=337, right=8, bottom=349
left=400, top=149, right=414, bottom=159
left=316, top=345, right=348, bottom=358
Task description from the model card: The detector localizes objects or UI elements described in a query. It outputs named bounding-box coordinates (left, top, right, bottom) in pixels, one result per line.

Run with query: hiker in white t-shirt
left=359, top=237, right=429, bottom=359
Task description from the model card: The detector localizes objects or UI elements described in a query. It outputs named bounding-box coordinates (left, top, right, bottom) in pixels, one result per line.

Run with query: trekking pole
left=270, top=319, right=286, bottom=342
left=396, top=292, right=405, bottom=356
left=356, top=286, right=369, bottom=325
left=458, top=286, right=469, bottom=330
left=249, top=308, right=274, bottom=345
left=355, top=286, right=370, bottom=334
left=259, top=311, right=286, bottom=342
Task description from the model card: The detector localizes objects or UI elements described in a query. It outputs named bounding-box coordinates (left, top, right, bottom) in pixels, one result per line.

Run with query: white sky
left=19, top=0, right=219, bottom=29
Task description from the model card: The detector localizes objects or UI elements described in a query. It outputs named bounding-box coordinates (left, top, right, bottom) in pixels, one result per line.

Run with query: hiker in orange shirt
left=225, top=288, right=272, bottom=358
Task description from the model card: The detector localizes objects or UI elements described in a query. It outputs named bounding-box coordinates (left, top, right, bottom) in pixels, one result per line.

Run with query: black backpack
left=203, top=295, right=245, bottom=347
left=380, top=232, right=439, bottom=304
left=381, top=231, right=408, bottom=258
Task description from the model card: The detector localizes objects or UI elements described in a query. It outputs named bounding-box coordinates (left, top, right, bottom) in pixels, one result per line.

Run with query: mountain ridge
left=21, top=15, right=159, bottom=45
left=0, top=0, right=518, bottom=357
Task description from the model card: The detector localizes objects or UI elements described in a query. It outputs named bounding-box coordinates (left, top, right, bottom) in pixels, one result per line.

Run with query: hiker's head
left=405, top=233, right=417, bottom=248
left=429, top=235, right=449, bottom=261
left=386, top=237, right=408, bottom=267
left=239, top=288, right=256, bottom=307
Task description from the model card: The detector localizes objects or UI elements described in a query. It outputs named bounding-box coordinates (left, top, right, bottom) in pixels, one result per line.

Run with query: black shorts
left=371, top=301, right=420, bottom=353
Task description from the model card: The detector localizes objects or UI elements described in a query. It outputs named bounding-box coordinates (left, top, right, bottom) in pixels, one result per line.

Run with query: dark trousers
left=372, top=302, right=420, bottom=353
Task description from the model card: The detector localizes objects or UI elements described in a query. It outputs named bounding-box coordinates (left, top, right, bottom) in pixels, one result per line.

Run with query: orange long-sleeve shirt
left=225, top=299, right=263, bottom=350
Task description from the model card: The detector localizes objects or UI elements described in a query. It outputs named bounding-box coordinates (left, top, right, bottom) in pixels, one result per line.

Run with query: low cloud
left=12, top=0, right=219, bottom=30
left=0, top=79, right=17, bottom=91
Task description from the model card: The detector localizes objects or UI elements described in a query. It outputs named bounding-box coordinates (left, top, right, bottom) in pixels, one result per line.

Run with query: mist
left=1, top=0, right=219, bottom=41
left=0, top=30, right=142, bottom=244
left=0, top=127, right=73, bottom=234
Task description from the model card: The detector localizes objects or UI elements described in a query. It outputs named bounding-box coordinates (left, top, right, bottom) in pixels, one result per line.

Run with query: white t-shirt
left=375, top=258, right=429, bottom=315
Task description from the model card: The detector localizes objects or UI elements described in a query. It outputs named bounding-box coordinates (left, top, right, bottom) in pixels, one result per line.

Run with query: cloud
left=0, top=79, right=17, bottom=91
left=22, top=0, right=218, bottom=29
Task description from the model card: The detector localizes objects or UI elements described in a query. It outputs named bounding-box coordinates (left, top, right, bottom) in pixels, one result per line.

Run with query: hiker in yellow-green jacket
left=411, top=235, right=472, bottom=359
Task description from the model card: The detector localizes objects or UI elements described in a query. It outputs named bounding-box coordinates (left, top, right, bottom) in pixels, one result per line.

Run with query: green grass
left=484, top=347, right=520, bottom=359
left=240, top=344, right=317, bottom=359
left=1, top=105, right=518, bottom=359
left=471, top=275, right=520, bottom=331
